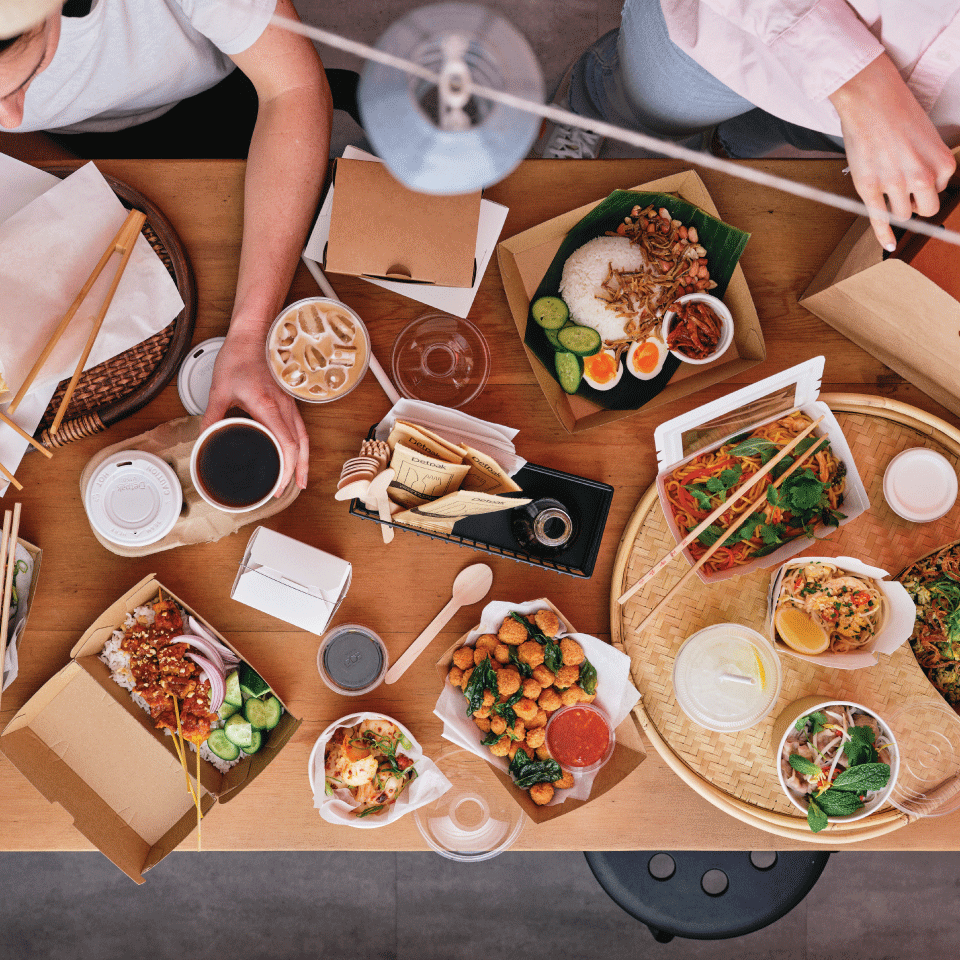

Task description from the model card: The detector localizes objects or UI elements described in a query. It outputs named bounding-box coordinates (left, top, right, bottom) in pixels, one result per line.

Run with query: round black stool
left=584, top=850, right=831, bottom=943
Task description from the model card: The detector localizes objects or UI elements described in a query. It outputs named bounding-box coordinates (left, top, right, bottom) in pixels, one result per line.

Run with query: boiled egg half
left=582, top=348, right=623, bottom=391
left=626, top=337, right=668, bottom=380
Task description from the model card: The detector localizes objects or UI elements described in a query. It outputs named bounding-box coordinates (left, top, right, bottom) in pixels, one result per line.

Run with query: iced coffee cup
left=266, top=297, right=371, bottom=403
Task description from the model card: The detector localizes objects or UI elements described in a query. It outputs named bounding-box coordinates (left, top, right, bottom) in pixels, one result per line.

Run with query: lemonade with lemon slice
left=673, top=624, right=782, bottom=732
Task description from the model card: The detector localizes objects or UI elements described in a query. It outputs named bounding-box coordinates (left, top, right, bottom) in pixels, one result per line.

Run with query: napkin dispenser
left=231, top=527, right=351, bottom=634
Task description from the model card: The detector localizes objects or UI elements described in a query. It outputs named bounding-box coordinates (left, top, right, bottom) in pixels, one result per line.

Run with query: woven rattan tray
left=34, top=168, right=197, bottom=449
left=611, top=394, right=960, bottom=843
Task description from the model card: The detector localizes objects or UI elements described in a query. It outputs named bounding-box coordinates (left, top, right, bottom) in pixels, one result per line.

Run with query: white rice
left=99, top=604, right=238, bottom=774
left=558, top=235, right=649, bottom=341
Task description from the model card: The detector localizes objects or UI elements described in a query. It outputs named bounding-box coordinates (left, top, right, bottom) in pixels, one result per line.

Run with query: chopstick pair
left=8, top=208, right=147, bottom=434
left=630, top=435, right=830, bottom=634
left=0, top=502, right=22, bottom=661
left=617, top=415, right=825, bottom=606
left=0, top=408, right=55, bottom=492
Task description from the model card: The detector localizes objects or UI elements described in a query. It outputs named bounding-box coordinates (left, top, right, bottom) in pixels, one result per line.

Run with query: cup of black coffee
left=190, top=417, right=284, bottom=513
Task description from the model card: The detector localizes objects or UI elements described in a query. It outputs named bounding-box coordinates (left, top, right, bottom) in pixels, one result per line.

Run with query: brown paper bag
left=800, top=216, right=960, bottom=418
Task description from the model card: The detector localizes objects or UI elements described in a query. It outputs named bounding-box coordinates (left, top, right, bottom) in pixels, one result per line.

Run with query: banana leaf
left=524, top=190, right=750, bottom=411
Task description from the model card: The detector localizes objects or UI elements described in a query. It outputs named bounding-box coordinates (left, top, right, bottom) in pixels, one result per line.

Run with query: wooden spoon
left=385, top=563, right=494, bottom=684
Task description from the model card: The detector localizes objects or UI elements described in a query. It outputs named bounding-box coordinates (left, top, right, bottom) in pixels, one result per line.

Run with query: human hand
left=830, top=53, right=956, bottom=251
left=201, top=328, right=309, bottom=493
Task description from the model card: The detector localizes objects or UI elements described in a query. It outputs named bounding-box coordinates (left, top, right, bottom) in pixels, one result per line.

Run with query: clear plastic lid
left=177, top=337, right=225, bottom=415
left=883, top=448, right=958, bottom=523
left=886, top=698, right=960, bottom=817
left=391, top=313, right=490, bottom=408
left=673, top=623, right=782, bottom=732
left=414, top=748, right=524, bottom=861
left=83, top=450, right=182, bottom=547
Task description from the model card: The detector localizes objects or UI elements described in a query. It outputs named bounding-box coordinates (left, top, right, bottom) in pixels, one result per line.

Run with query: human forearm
left=829, top=52, right=956, bottom=250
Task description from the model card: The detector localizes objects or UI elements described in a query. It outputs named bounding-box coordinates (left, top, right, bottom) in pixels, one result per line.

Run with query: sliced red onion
left=171, top=634, right=226, bottom=675
left=187, top=616, right=240, bottom=665
left=186, top=652, right=225, bottom=712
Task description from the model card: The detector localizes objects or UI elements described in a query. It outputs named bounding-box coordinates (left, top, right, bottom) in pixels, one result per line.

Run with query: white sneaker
left=538, top=123, right=605, bottom=159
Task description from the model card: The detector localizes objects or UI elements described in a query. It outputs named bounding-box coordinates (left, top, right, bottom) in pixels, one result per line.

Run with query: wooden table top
left=2, top=157, right=958, bottom=854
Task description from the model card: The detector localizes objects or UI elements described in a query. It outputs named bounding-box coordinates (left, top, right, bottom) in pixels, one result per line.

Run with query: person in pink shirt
left=539, top=0, right=957, bottom=251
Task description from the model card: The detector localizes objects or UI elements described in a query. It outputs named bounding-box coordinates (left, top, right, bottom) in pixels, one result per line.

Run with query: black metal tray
left=349, top=458, right=614, bottom=578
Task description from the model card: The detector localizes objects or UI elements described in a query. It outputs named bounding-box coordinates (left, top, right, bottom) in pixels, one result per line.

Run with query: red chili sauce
left=546, top=706, right=610, bottom=768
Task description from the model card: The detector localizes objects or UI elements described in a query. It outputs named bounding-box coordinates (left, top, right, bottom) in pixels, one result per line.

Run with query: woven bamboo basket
left=34, top=169, right=197, bottom=449
left=611, top=394, right=960, bottom=843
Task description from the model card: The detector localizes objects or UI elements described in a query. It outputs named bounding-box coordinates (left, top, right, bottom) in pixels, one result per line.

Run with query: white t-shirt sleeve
left=175, top=0, right=277, bottom=56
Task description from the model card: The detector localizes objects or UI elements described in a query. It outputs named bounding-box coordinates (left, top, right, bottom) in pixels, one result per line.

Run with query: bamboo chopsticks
left=617, top=416, right=824, bottom=605
left=8, top=207, right=147, bottom=430
left=630, top=436, right=830, bottom=634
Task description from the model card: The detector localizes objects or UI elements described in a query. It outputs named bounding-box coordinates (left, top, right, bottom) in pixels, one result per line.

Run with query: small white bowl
left=661, top=293, right=734, bottom=365
left=883, top=447, right=958, bottom=523
left=774, top=698, right=900, bottom=826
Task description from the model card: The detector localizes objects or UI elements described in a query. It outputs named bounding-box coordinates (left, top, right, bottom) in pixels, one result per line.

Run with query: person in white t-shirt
left=0, top=0, right=332, bottom=493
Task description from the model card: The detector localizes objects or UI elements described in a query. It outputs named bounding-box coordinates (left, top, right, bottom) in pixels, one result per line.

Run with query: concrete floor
left=1, top=850, right=958, bottom=958
left=3, top=2, right=959, bottom=957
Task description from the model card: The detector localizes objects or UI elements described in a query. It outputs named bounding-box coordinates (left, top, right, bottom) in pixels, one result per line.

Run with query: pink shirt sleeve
left=699, top=0, right=884, bottom=100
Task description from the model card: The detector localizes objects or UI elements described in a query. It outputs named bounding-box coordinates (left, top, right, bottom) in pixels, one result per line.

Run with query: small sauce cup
left=662, top=293, right=734, bottom=365
left=545, top=703, right=615, bottom=774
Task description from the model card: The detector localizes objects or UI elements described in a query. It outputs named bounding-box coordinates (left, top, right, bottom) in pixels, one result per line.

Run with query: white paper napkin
left=375, top=398, right=526, bottom=477
left=433, top=599, right=641, bottom=805
left=308, top=712, right=452, bottom=828
left=0, top=159, right=185, bottom=494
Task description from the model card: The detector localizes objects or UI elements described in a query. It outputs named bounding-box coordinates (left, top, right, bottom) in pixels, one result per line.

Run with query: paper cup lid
left=84, top=451, right=182, bottom=546
left=673, top=623, right=782, bottom=732
left=883, top=448, right=958, bottom=522
left=177, top=337, right=225, bottom=415
left=413, top=749, right=524, bottom=861
left=885, top=698, right=960, bottom=817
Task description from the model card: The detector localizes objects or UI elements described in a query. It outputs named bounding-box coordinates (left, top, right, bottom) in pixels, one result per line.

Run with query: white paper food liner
left=309, top=711, right=451, bottom=828
left=433, top=599, right=640, bottom=805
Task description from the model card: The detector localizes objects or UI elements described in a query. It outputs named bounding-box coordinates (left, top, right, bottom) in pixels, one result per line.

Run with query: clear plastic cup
left=317, top=623, right=388, bottom=696
left=266, top=297, right=371, bottom=403
left=672, top=623, right=782, bottom=732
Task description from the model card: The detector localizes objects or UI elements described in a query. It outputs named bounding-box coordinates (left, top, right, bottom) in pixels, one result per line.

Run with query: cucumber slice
left=217, top=701, right=239, bottom=722
left=531, top=296, right=569, bottom=330
left=557, top=324, right=602, bottom=357
left=244, top=695, right=282, bottom=731
left=554, top=350, right=583, bottom=395
left=241, top=729, right=263, bottom=755
left=544, top=327, right=564, bottom=350
left=224, top=669, right=242, bottom=708
left=206, top=729, right=240, bottom=762
left=223, top=713, right=253, bottom=748
left=238, top=662, right=271, bottom=699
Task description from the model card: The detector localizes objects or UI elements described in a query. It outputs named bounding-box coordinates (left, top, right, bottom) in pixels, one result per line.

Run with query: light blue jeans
left=567, top=0, right=845, bottom=157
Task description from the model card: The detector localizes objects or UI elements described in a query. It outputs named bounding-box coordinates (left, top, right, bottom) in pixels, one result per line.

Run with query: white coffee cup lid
left=883, top=448, right=958, bottom=523
left=177, top=337, right=225, bottom=415
left=84, top=451, right=182, bottom=546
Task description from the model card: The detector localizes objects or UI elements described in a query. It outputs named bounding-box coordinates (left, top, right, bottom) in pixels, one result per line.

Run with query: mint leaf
left=788, top=754, right=821, bottom=778
left=832, top=763, right=891, bottom=794
left=697, top=524, right=724, bottom=548
left=719, top=465, right=743, bottom=489
left=815, top=788, right=865, bottom=817
left=687, top=485, right=713, bottom=510
left=728, top=438, right=778, bottom=460
left=807, top=798, right=829, bottom=833
left=843, top=726, right=878, bottom=766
